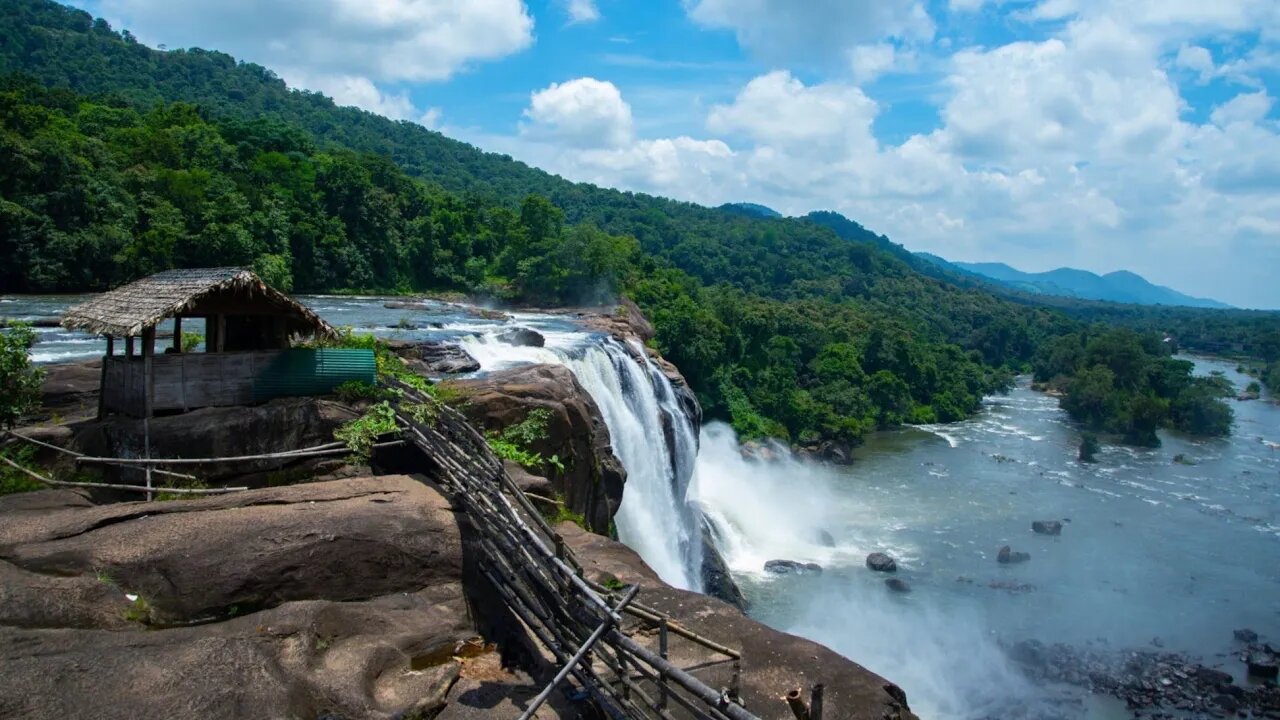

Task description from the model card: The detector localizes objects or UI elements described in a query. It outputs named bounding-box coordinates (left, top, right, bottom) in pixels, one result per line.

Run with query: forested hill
left=0, top=0, right=1267, bottom=449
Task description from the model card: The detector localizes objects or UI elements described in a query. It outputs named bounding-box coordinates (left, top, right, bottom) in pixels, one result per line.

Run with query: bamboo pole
left=74, top=440, right=403, bottom=466
left=5, top=431, right=198, bottom=481
left=0, top=456, right=247, bottom=495
left=518, top=585, right=640, bottom=720
left=784, top=689, right=809, bottom=720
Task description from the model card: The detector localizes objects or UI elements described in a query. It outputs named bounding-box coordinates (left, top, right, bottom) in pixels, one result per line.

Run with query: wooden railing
left=390, top=381, right=763, bottom=720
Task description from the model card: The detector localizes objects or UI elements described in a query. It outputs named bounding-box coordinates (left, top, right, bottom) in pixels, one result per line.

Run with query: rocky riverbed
left=1008, top=637, right=1280, bottom=719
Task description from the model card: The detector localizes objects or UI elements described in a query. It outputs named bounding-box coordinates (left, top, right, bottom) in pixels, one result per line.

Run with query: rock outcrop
left=388, top=340, right=481, bottom=374
left=560, top=523, right=919, bottom=720
left=25, top=397, right=359, bottom=484
left=0, top=477, right=485, bottom=720
left=454, top=364, right=625, bottom=535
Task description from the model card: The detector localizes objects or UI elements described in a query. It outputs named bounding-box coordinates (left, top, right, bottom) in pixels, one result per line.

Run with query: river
left=5, top=294, right=1279, bottom=718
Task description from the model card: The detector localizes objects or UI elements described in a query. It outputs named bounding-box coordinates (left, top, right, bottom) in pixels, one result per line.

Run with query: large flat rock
left=0, top=476, right=481, bottom=720
left=0, top=476, right=462, bottom=623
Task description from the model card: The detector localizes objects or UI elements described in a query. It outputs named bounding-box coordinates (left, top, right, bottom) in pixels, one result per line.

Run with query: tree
left=0, top=323, right=44, bottom=428
left=1078, top=432, right=1100, bottom=463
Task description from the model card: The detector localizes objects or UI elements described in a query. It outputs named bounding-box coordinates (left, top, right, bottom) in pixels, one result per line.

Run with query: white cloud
left=100, top=0, right=533, bottom=120
left=284, top=72, right=418, bottom=120
left=563, top=0, right=600, bottom=24
left=419, top=107, right=444, bottom=130
left=849, top=44, right=906, bottom=83
left=1211, top=91, right=1273, bottom=126
left=1174, top=44, right=1214, bottom=82
left=522, top=78, right=636, bottom=148
left=707, top=71, right=878, bottom=155
left=684, top=0, right=934, bottom=66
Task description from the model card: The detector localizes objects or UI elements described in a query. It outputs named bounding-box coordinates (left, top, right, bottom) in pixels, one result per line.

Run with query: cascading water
left=462, top=332, right=704, bottom=591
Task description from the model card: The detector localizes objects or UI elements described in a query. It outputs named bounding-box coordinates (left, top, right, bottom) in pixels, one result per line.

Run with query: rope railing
left=389, top=380, right=762, bottom=720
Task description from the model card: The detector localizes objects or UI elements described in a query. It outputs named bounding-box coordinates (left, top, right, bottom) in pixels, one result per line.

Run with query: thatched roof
left=61, top=268, right=335, bottom=338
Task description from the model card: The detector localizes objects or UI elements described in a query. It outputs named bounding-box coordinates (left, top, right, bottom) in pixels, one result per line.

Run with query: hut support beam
left=142, top=327, right=154, bottom=501
left=172, top=317, right=182, bottom=352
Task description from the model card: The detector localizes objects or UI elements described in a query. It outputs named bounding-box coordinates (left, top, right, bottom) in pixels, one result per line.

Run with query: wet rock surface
left=764, top=559, right=824, bottom=575
left=998, top=545, right=1031, bottom=564
left=388, top=339, right=480, bottom=374
left=1008, top=638, right=1280, bottom=719
left=866, top=552, right=898, bottom=572
left=496, top=326, right=545, bottom=347
left=885, top=577, right=912, bottom=593
left=1032, top=520, right=1063, bottom=536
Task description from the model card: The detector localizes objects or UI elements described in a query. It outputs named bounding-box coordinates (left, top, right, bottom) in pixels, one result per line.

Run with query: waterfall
left=462, top=332, right=704, bottom=591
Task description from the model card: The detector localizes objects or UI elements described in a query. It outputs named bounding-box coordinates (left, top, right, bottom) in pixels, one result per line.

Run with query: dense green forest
left=1033, top=328, right=1235, bottom=446
left=0, top=0, right=1273, bottom=448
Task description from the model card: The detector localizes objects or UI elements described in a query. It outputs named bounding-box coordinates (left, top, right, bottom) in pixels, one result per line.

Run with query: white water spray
left=462, top=332, right=704, bottom=590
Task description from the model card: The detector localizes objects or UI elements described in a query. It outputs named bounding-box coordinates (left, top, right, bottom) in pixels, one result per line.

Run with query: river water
left=6, top=294, right=1279, bottom=718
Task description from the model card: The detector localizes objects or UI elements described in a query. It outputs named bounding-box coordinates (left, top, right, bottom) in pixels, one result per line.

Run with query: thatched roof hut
left=62, top=267, right=333, bottom=339
left=61, top=268, right=367, bottom=418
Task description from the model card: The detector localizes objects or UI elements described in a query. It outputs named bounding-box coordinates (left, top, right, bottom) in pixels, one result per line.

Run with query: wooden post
left=98, top=335, right=112, bottom=420
left=785, top=689, right=810, bottom=720
left=810, top=684, right=824, bottom=720
left=142, top=327, right=154, bottom=502
left=658, top=618, right=670, bottom=710
left=126, top=336, right=134, bottom=358
left=215, top=314, right=226, bottom=352
left=173, top=316, right=182, bottom=352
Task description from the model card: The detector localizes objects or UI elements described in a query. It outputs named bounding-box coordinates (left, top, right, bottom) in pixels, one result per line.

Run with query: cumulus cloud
left=99, top=0, right=534, bottom=119
left=684, top=0, right=934, bottom=67
left=563, top=0, right=600, bottom=24
left=522, top=78, right=636, bottom=148
left=849, top=44, right=906, bottom=83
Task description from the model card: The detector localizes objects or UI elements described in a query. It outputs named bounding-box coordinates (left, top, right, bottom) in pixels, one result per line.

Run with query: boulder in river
left=997, top=545, right=1031, bottom=564
left=1234, top=628, right=1259, bottom=643
left=401, top=341, right=481, bottom=374
left=885, top=577, right=911, bottom=593
left=1032, top=520, right=1063, bottom=536
left=866, top=552, right=897, bottom=572
left=496, top=327, right=545, bottom=347
left=764, top=559, right=823, bottom=575
left=1246, top=649, right=1278, bottom=679
left=816, top=529, right=836, bottom=547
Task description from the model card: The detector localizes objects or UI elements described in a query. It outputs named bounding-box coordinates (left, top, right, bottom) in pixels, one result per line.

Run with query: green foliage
left=1078, top=432, right=1100, bottom=463
left=179, top=331, right=204, bottom=352
left=601, top=576, right=627, bottom=592
left=0, top=323, right=45, bottom=428
left=153, top=476, right=210, bottom=501
left=1262, top=362, right=1280, bottom=395
left=1038, top=327, right=1234, bottom=444
left=334, top=401, right=397, bottom=458
left=122, top=595, right=151, bottom=624
left=0, top=444, right=44, bottom=495
left=486, top=408, right=564, bottom=475
left=543, top=498, right=587, bottom=530
left=334, top=379, right=380, bottom=402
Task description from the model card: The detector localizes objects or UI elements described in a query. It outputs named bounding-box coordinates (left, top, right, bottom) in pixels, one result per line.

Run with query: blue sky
left=77, top=0, right=1280, bottom=308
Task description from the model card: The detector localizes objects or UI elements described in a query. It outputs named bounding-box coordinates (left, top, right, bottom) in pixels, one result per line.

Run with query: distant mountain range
left=716, top=205, right=1231, bottom=309
left=916, top=256, right=1232, bottom=309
